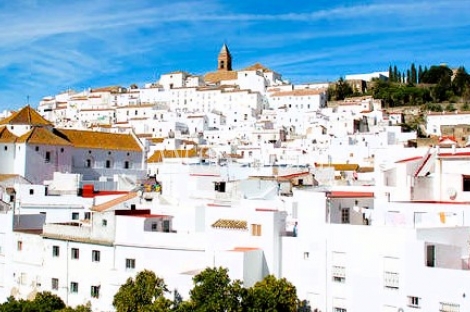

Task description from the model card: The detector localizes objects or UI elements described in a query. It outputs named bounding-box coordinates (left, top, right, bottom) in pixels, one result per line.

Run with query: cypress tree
left=418, top=65, right=423, bottom=83
left=411, top=63, right=417, bottom=84
left=393, top=66, right=398, bottom=83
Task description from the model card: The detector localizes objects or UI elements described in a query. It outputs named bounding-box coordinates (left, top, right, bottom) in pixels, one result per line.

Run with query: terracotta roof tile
left=56, top=129, right=142, bottom=151
left=92, top=192, right=138, bottom=212
left=17, top=127, right=73, bottom=146
left=147, top=149, right=198, bottom=163
left=204, top=70, right=238, bottom=83
left=0, top=106, right=52, bottom=126
left=212, top=219, right=248, bottom=230
left=242, top=63, right=273, bottom=73
left=0, top=126, right=17, bottom=143
left=270, top=89, right=325, bottom=97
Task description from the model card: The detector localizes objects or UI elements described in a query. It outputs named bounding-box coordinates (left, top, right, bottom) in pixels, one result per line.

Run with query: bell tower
left=217, top=43, right=232, bottom=71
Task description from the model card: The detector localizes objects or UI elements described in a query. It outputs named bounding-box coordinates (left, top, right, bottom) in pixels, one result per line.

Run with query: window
left=29, top=189, right=34, bottom=195
left=45, top=151, right=51, bottom=163
left=251, top=224, right=262, bottom=236
left=332, top=265, right=346, bottom=283
left=17, top=241, right=23, bottom=251
left=426, top=245, right=435, bottom=267
left=163, top=220, right=170, bottom=233
left=214, top=182, right=226, bottom=193
left=151, top=222, right=158, bottom=231
left=341, top=208, right=350, bottom=224
left=463, top=175, right=470, bottom=191
left=124, top=161, right=130, bottom=169
left=84, top=212, right=91, bottom=220
left=105, top=160, right=112, bottom=168
left=408, top=296, right=420, bottom=308
left=4, top=146, right=7, bottom=151
left=71, top=248, right=79, bottom=260
left=91, top=285, right=100, bottom=298
left=35, top=146, right=39, bottom=151
left=52, top=245, right=60, bottom=257
left=51, top=278, right=59, bottom=290
left=72, top=212, right=79, bottom=220
left=383, top=271, right=399, bottom=289
left=439, top=302, right=460, bottom=312
left=102, top=219, right=107, bottom=227
left=333, top=308, right=347, bottom=312
left=85, top=159, right=92, bottom=168
left=92, top=250, right=100, bottom=262
left=70, top=282, right=79, bottom=293
left=126, top=258, right=136, bottom=269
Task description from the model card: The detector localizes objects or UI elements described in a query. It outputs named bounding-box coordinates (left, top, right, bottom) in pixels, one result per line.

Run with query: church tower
left=217, top=43, right=232, bottom=71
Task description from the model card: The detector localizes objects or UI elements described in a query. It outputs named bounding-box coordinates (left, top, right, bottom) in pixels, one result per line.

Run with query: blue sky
left=0, top=0, right=469, bottom=111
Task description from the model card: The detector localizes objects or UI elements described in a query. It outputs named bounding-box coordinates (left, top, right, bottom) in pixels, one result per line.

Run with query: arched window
left=85, top=158, right=94, bottom=168
left=105, top=159, right=113, bottom=169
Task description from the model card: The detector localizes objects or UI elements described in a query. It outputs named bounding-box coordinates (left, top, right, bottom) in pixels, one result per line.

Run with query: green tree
left=0, top=293, right=68, bottom=312
left=183, top=267, right=245, bottom=312
left=113, top=270, right=172, bottom=312
left=410, top=63, right=417, bottom=84
left=452, top=66, right=470, bottom=96
left=333, top=77, right=353, bottom=100
left=418, top=65, right=423, bottom=83
left=245, top=275, right=300, bottom=312
left=393, top=66, right=398, bottom=83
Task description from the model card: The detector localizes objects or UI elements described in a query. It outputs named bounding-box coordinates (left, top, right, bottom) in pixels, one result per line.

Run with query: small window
left=125, top=258, right=136, bottom=269
left=92, top=250, right=100, bottom=262
left=52, top=246, right=60, bottom=257
left=124, top=161, right=130, bottom=169
left=45, top=151, right=51, bottom=163
left=332, top=265, right=346, bottom=283
left=106, top=160, right=112, bottom=168
left=463, top=175, right=470, bottom=191
left=84, top=212, right=91, bottom=220
left=70, top=282, right=79, bottom=293
left=91, top=285, right=100, bottom=298
left=35, top=146, right=39, bottom=152
left=251, top=224, right=262, bottom=236
left=408, top=296, right=420, bottom=308
left=71, top=248, right=79, bottom=260
left=341, top=208, right=350, bottom=224
left=29, top=189, right=34, bottom=195
left=163, top=220, right=170, bottom=233
left=72, top=212, right=79, bottom=220
left=151, top=222, right=158, bottom=231
left=85, top=159, right=92, bottom=168
left=439, top=302, right=460, bottom=312
left=102, top=219, right=107, bottom=227
left=17, top=241, right=23, bottom=251
left=4, top=146, right=7, bottom=151
left=60, top=148, right=64, bottom=153
left=51, top=278, right=59, bottom=290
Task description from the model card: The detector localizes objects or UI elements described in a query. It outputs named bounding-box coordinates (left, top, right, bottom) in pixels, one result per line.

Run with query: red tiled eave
left=395, top=156, right=422, bottom=163
left=327, top=191, right=374, bottom=198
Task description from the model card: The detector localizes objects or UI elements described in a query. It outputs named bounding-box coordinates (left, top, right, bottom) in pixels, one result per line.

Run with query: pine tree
left=406, top=69, right=411, bottom=84
left=388, top=65, right=393, bottom=82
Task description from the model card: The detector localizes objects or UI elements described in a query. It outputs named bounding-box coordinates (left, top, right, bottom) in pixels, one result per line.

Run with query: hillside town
left=1, top=44, right=470, bottom=312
